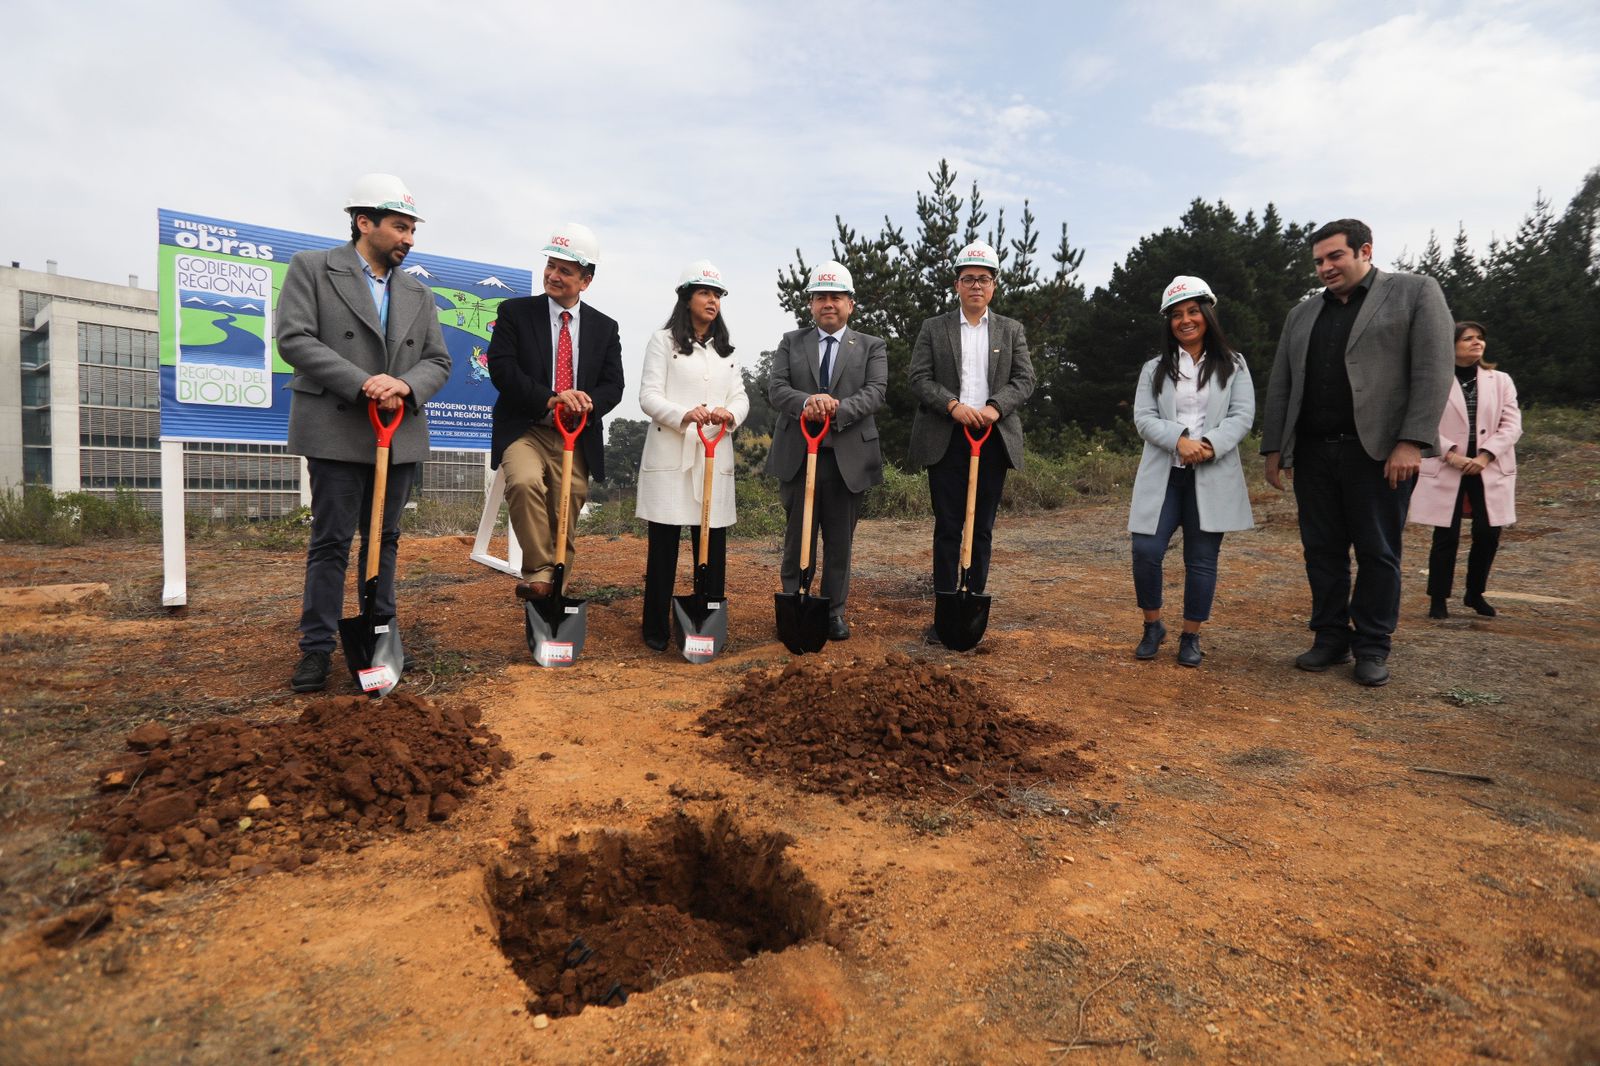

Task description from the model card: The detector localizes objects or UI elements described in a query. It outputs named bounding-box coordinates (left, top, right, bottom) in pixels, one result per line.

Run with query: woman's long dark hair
left=665, top=286, right=734, bottom=357
left=1151, top=299, right=1239, bottom=398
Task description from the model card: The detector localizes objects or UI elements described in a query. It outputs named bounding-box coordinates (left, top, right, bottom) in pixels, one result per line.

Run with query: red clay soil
left=75, top=693, right=511, bottom=889
left=699, top=652, right=1091, bottom=798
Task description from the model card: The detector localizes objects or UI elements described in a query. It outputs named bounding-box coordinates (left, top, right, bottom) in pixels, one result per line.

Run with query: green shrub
left=0, top=485, right=154, bottom=545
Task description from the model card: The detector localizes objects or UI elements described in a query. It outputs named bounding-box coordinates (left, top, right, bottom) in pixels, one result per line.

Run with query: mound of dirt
left=698, top=652, right=1088, bottom=799
left=78, top=692, right=512, bottom=889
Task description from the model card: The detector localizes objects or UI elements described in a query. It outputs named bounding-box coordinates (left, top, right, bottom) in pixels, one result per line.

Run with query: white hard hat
left=541, top=223, right=601, bottom=269
left=806, top=260, right=853, bottom=295
left=344, top=173, right=423, bottom=221
left=676, top=259, right=729, bottom=295
left=954, top=240, right=1000, bottom=275
left=1159, top=275, right=1217, bottom=314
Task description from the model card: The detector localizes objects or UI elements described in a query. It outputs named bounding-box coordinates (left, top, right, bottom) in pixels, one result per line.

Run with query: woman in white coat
left=1409, top=321, right=1522, bottom=618
left=1128, top=276, right=1256, bottom=667
left=636, top=261, right=749, bottom=650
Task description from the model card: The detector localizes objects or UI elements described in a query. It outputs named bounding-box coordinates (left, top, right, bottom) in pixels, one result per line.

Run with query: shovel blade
left=337, top=612, right=404, bottom=698
left=774, top=591, right=831, bottom=655
left=525, top=596, right=588, bottom=668
left=934, top=589, right=991, bottom=652
left=672, top=593, right=728, bottom=664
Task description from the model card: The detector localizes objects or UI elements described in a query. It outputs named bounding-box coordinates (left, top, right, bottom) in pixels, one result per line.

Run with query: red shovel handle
left=368, top=399, right=404, bottom=447
left=696, top=419, right=728, bottom=457
left=963, top=421, right=993, bottom=456
left=799, top=411, right=831, bottom=454
left=553, top=402, right=588, bottom=450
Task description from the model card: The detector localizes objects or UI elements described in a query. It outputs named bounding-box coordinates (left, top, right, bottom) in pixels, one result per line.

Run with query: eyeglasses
left=957, top=275, right=994, bottom=288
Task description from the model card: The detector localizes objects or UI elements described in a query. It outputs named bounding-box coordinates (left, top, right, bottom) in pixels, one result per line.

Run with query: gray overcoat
left=276, top=242, right=453, bottom=465
left=1128, top=355, right=1256, bottom=534
left=1259, top=268, right=1454, bottom=466
left=906, top=309, right=1035, bottom=470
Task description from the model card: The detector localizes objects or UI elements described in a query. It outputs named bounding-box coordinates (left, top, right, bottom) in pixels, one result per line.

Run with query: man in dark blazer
left=765, top=260, right=888, bottom=640
left=487, top=223, right=625, bottom=601
left=907, top=240, right=1035, bottom=640
left=277, top=173, right=453, bottom=693
left=1261, top=218, right=1453, bottom=687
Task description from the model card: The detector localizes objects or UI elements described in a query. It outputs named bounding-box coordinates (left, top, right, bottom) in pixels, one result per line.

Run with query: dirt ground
left=1, top=455, right=1597, bottom=1065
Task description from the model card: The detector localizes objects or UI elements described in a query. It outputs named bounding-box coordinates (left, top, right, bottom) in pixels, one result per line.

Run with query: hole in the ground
left=487, top=809, right=830, bottom=1018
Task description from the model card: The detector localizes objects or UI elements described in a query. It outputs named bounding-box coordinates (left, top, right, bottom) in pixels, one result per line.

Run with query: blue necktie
left=819, top=336, right=835, bottom=392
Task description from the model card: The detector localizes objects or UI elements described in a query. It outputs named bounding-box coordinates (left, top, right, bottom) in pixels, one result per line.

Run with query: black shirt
left=1298, top=268, right=1376, bottom=438
left=1455, top=363, right=1479, bottom=457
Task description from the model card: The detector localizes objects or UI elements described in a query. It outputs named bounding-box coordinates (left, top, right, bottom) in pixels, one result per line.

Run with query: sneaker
left=1177, top=632, right=1203, bottom=667
left=1134, top=621, right=1167, bottom=660
left=1463, top=593, right=1496, bottom=617
left=291, top=650, right=332, bottom=693
left=1353, top=656, right=1390, bottom=687
left=1295, top=644, right=1352, bottom=672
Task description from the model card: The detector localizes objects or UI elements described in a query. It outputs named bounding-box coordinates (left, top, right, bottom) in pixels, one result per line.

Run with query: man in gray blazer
left=276, top=174, right=453, bottom=692
left=1261, top=218, right=1453, bottom=686
left=765, top=260, right=888, bottom=640
left=907, top=241, right=1035, bottom=641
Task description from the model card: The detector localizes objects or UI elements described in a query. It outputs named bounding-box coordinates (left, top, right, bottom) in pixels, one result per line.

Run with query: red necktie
left=556, top=310, right=574, bottom=393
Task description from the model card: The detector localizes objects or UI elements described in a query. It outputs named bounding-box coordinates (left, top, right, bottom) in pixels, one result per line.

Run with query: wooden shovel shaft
left=365, top=445, right=391, bottom=583
left=799, top=451, right=818, bottom=572
left=959, top=451, right=980, bottom=570
left=555, top=447, right=575, bottom=567
left=699, top=452, right=715, bottom=566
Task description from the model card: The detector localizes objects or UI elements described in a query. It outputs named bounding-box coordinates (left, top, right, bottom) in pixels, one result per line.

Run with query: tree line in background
left=603, top=161, right=1600, bottom=489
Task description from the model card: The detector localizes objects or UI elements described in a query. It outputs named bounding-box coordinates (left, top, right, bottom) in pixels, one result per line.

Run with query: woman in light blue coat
left=1128, top=276, right=1256, bottom=667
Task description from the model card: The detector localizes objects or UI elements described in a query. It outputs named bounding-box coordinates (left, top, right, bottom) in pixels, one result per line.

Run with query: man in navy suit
left=487, top=223, right=625, bottom=600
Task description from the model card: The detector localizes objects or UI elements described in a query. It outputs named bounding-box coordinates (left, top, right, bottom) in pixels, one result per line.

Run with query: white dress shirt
left=958, top=310, right=990, bottom=408
left=816, top=326, right=846, bottom=388
left=1172, top=351, right=1210, bottom=467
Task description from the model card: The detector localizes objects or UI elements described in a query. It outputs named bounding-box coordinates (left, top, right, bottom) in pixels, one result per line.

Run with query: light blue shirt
left=816, top=326, right=846, bottom=389
left=360, top=261, right=390, bottom=333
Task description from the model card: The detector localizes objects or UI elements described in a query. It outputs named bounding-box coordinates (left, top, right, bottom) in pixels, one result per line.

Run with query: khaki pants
left=503, top=425, right=588, bottom=582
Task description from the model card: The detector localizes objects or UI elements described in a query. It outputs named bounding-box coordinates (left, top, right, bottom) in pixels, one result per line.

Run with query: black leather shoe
left=1354, top=656, right=1390, bottom=687
left=643, top=631, right=669, bottom=652
left=1295, top=644, right=1352, bottom=672
left=1134, top=621, right=1166, bottom=660
left=1463, top=593, right=1496, bottom=617
left=403, top=653, right=416, bottom=673
left=1428, top=598, right=1449, bottom=619
left=291, top=650, right=331, bottom=693
left=1177, top=632, right=1203, bottom=668
left=827, top=616, right=850, bottom=641
left=923, top=624, right=943, bottom=646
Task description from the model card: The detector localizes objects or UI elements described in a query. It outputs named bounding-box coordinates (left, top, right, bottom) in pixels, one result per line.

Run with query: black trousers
left=1427, top=474, right=1501, bottom=599
left=778, top=448, right=860, bottom=620
left=1292, top=437, right=1414, bottom=659
left=928, top=424, right=1010, bottom=594
left=642, top=521, right=726, bottom=642
left=299, top=457, right=418, bottom=654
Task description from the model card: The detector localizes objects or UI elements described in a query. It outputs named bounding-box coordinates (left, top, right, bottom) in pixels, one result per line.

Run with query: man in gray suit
left=1261, top=218, right=1453, bottom=686
left=276, top=174, right=453, bottom=692
left=907, top=240, right=1035, bottom=641
left=765, top=260, right=888, bottom=640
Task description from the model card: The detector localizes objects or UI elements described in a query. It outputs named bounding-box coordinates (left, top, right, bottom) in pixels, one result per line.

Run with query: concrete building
left=2, top=263, right=487, bottom=517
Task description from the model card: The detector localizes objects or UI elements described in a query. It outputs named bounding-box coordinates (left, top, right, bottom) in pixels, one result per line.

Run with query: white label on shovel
left=705, top=602, right=722, bottom=611
left=543, top=641, right=574, bottom=664
left=564, top=605, right=580, bottom=615
left=358, top=664, right=397, bottom=692
left=373, top=624, right=391, bottom=634
left=685, top=635, right=716, bottom=656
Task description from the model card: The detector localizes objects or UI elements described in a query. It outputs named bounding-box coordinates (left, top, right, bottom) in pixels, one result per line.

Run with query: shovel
left=338, top=399, right=406, bottom=697
left=525, top=403, right=589, bottom=668
left=934, top=422, right=993, bottom=652
left=672, top=420, right=730, bottom=664
left=773, top=412, right=832, bottom=655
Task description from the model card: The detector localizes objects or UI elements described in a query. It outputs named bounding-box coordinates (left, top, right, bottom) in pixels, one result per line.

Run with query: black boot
left=1428, top=597, right=1449, bottom=619
left=1134, top=621, right=1166, bottom=660
left=1463, top=593, right=1496, bottom=617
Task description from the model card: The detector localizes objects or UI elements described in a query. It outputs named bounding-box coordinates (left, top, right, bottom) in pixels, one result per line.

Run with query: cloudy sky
left=4, top=0, right=1598, bottom=423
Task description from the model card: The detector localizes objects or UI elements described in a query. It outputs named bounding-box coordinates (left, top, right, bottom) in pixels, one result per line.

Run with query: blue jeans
left=1131, top=467, right=1223, bottom=623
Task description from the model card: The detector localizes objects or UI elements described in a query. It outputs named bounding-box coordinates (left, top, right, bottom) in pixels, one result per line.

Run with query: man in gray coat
left=765, top=260, right=888, bottom=640
left=907, top=240, right=1035, bottom=641
left=276, top=174, right=453, bottom=692
left=1261, top=218, right=1453, bottom=687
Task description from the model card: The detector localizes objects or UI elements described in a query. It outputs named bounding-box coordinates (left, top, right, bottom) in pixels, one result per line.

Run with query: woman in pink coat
left=1410, top=321, right=1522, bottom=618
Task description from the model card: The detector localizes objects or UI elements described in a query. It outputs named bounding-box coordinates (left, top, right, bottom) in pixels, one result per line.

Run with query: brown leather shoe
left=515, top=580, right=554, bottom=601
